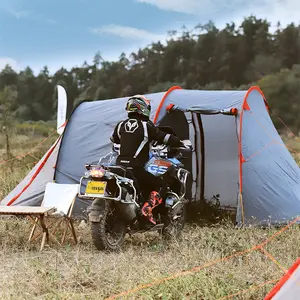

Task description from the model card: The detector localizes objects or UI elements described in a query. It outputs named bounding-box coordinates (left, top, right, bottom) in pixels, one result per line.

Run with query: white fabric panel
left=271, top=263, right=300, bottom=299
left=43, top=182, right=79, bottom=215
left=201, top=114, right=239, bottom=207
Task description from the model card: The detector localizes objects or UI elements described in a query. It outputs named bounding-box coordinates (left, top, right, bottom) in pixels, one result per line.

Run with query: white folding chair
left=28, top=182, right=79, bottom=251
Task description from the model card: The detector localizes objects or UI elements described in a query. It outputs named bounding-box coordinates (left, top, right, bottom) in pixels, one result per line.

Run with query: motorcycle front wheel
left=91, top=200, right=126, bottom=251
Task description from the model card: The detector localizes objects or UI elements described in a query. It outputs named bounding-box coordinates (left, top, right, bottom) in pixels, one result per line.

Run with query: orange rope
left=243, top=111, right=299, bottom=162
left=272, top=109, right=296, bottom=137
left=28, top=153, right=40, bottom=161
left=244, top=140, right=277, bottom=162
left=259, top=216, right=300, bottom=248
left=250, top=112, right=285, bottom=147
left=218, top=279, right=278, bottom=300
left=259, top=246, right=287, bottom=273
left=0, top=129, right=57, bottom=166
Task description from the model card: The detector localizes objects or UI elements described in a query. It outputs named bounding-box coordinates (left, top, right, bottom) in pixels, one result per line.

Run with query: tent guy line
left=105, top=215, right=300, bottom=300
left=0, top=129, right=58, bottom=166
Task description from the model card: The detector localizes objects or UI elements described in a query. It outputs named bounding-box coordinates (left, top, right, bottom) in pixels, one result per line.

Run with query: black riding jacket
left=110, top=114, right=182, bottom=167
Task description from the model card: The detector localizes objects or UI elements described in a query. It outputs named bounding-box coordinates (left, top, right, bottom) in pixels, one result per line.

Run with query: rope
left=0, top=129, right=58, bottom=166
left=218, top=279, right=278, bottom=300
left=105, top=216, right=300, bottom=300
left=259, top=246, right=287, bottom=273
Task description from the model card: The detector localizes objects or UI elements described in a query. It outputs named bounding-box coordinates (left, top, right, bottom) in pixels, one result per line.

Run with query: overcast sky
left=0, top=0, right=299, bottom=74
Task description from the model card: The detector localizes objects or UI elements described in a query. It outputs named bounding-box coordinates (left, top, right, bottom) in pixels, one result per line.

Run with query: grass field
left=0, top=131, right=300, bottom=299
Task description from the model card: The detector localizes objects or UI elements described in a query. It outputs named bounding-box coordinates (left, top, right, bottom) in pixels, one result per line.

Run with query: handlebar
left=151, top=140, right=193, bottom=156
left=112, top=139, right=192, bottom=157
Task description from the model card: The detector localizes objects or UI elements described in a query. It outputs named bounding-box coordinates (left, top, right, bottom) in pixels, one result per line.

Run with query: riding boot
left=141, top=191, right=163, bottom=225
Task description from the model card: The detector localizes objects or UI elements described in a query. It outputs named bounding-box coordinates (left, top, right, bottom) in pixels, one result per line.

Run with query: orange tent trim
left=153, top=86, right=182, bottom=124
left=264, top=258, right=300, bottom=300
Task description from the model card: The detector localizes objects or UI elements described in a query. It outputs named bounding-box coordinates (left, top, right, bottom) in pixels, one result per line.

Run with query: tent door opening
left=158, top=110, right=204, bottom=201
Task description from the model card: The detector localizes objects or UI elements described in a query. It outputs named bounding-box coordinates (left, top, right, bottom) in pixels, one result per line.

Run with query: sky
left=0, top=0, right=299, bottom=74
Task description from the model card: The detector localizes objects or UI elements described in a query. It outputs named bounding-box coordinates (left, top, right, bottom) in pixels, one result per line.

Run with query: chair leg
left=39, top=215, right=49, bottom=251
left=69, top=219, right=78, bottom=244
left=61, top=220, right=69, bottom=244
left=28, top=217, right=38, bottom=242
left=50, top=219, right=64, bottom=236
left=29, top=214, right=77, bottom=250
left=44, top=217, right=62, bottom=247
left=40, top=232, right=47, bottom=251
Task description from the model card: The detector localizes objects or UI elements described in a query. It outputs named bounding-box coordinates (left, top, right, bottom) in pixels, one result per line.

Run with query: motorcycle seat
left=108, top=166, right=134, bottom=179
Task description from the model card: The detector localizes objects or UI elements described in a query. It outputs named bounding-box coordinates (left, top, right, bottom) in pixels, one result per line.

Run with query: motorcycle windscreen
left=158, top=110, right=193, bottom=200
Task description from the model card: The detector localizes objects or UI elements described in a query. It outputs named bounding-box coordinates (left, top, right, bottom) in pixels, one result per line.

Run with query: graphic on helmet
left=126, top=95, right=151, bottom=118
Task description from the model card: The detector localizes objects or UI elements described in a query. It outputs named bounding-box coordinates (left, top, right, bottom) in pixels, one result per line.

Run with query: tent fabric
left=238, top=89, right=300, bottom=225
left=2, top=86, right=300, bottom=225
left=1, top=138, right=61, bottom=206
left=265, top=259, right=300, bottom=300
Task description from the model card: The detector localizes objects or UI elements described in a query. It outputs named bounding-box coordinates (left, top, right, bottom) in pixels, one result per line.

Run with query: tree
left=0, top=65, right=18, bottom=90
left=257, top=65, right=300, bottom=133
left=275, top=23, right=300, bottom=69
left=0, top=86, right=18, bottom=159
left=245, top=54, right=282, bottom=82
left=1, top=15, right=300, bottom=132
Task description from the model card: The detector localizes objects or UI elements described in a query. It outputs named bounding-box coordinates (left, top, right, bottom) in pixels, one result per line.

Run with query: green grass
left=0, top=133, right=299, bottom=299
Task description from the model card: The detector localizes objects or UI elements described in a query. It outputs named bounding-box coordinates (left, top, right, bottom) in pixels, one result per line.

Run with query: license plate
left=85, top=181, right=107, bottom=195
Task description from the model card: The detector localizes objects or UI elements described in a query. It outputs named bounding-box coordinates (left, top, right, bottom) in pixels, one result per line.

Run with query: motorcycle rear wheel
left=91, top=201, right=126, bottom=251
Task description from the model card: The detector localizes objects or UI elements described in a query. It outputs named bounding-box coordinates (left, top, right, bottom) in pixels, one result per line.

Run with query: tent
left=1, top=138, right=61, bottom=207
left=2, top=86, right=300, bottom=225
left=265, top=259, right=300, bottom=299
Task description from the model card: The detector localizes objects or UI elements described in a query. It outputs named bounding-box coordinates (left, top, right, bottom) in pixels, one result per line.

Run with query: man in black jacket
left=110, top=95, right=183, bottom=224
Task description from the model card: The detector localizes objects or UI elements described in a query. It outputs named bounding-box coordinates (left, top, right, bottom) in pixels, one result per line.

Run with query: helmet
left=126, top=95, right=151, bottom=118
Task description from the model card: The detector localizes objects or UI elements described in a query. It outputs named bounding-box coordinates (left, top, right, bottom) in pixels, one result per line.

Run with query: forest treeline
left=1, top=16, right=300, bottom=133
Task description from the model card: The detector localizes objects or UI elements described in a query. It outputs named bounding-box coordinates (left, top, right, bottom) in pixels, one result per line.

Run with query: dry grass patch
left=0, top=218, right=299, bottom=299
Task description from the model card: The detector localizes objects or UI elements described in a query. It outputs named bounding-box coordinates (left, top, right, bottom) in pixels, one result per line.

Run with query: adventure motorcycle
left=78, top=126, right=192, bottom=251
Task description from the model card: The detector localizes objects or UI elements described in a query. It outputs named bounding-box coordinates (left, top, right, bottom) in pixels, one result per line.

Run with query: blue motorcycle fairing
left=145, top=155, right=181, bottom=177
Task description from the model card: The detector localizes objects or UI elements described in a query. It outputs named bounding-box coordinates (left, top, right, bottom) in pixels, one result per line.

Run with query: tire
left=162, top=202, right=186, bottom=240
left=90, top=201, right=126, bottom=251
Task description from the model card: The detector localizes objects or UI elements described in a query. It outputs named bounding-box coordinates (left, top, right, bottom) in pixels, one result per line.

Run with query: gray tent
left=2, top=86, right=300, bottom=225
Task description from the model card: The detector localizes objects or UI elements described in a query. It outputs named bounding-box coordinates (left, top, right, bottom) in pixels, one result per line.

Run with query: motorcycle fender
left=88, top=199, right=105, bottom=223
left=89, top=213, right=102, bottom=223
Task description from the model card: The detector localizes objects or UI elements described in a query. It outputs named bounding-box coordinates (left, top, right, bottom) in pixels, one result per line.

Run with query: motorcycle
left=78, top=126, right=192, bottom=251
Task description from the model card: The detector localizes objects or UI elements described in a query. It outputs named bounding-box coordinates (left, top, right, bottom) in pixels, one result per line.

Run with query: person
left=110, top=94, right=183, bottom=224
